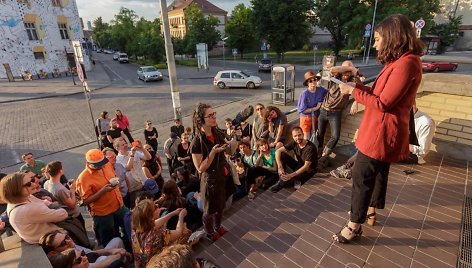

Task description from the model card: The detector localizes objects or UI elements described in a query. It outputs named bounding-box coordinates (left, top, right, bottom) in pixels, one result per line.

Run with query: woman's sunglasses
left=74, top=250, right=86, bottom=264
left=22, top=175, right=36, bottom=188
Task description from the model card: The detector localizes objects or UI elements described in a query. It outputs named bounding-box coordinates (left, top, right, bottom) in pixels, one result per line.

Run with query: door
left=231, top=72, right=244, bottom=87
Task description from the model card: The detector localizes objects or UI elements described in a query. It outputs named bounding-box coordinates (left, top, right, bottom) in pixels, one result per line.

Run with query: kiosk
left=271, top=64, right=295, bottom=105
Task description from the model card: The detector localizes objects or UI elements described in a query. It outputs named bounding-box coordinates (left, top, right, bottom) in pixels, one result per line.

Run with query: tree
left=110, top=7, right=138, bottom=52
left=225, top=4, right=255, bottom=59
left=184, top=3, right=221, bottom=55
left=314, top=0, right=441, bottom=53
left=431, top=15, right=462, bottom=53
left=251, top=0, right=314, bottom=62
left=92, top=17, right=110, bottom=48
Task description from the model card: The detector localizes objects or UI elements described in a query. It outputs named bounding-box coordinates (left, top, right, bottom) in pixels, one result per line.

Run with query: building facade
left=435, top=0, right=472, bottom=50
left=166, top=0, right=227, bottom=39
left=0, top=0, right=89, bottom=79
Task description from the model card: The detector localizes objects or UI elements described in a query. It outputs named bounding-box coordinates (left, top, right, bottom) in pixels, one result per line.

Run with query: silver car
left=213, top=70, right=262, bottom=89
left=137, top=66, right=163, bottom=82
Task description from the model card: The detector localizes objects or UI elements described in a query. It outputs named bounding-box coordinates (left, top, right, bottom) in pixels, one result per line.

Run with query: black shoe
left=270, top=182, right=283, bottom=193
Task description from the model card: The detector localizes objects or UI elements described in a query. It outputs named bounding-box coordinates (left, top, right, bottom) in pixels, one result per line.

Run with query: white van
left=118, top=53, right=129, bottom=63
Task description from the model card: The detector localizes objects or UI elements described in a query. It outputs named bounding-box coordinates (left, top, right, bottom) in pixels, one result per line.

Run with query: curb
left=0, top=82, right=112, bottom=104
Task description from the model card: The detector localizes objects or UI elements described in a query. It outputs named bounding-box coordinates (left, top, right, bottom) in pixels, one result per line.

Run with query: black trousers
left=350, top=151, right=390, bottom=223
left=122, top=128, right=134, bottom=143
left=278, top=152, right=315, bottom=187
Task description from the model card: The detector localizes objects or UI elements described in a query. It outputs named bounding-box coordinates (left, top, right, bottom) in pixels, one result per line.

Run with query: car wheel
left=434, top=67, right=439, bottom=73
left=452, top=65, right=457, bottom=71
left=217, top=82, right=225, bottom=89
left=247, top=82, right=255, bottom=89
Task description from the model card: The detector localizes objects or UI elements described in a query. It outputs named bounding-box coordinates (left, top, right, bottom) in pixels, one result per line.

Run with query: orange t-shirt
left=76, top=162, right=124, bottom=216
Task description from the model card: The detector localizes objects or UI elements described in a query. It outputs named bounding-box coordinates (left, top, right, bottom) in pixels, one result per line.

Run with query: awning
left=57, top=15, right=68, bottom=25
left=33, top=46, right=45, bottom=53
left=23, top=14, right=37, bottom=23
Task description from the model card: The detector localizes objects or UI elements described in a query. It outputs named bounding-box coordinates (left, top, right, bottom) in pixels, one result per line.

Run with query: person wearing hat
left=317, top=60, right=361, bottom=165
left=143, top=178, right=160, bottom=200
left=76, top=148, right=129, bottom=248
left=298, top=71, right=328, bottom=140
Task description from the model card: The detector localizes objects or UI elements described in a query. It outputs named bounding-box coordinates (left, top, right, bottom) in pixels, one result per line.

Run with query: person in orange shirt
left=76, top=149, right=129, bottom=247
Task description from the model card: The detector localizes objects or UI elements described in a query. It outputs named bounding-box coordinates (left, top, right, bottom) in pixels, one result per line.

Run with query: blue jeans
left=317, top=109, right=342, bottom=151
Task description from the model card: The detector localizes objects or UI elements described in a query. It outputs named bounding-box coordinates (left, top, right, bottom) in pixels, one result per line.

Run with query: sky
left=76, top=0, right=252, bottom=27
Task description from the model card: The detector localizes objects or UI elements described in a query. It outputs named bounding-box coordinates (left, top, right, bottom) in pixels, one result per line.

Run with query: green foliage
left=251, top=0, right=314, bottom=62
left=91, top=7, right=165, bottom=64
left=154, top=63, right=168, bottom=69
left=172, top=37, right=187, bottom=56
left=184, top=3, right=221, bottom=55
left=175, top=59, right=198, bottom=67
left=225, top=4, right=256, bottom=59
left=314, top=0, right=441, bottom=53
left=430, top=15, right=462, bottom=53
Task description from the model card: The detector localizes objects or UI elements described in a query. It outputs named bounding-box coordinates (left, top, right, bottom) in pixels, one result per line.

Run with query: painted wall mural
left=0, top=0, right=89, bottom=79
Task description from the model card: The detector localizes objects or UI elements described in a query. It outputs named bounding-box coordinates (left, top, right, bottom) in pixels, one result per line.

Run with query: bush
left=154, top=63, right=167, bottom=69
left=175, top=59, right=198, bottom=67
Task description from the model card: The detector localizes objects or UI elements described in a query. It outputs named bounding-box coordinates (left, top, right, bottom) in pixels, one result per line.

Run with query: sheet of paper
left=329, top=77, right=346, bottom=85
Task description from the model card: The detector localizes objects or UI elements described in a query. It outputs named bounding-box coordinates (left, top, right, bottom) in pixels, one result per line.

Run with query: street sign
left=232, top=48, right=238, bottom=56
left=364, top=30, right=371, bottom=38
left=365, top=24, right=371, bottom=31
left=415, top=19, right=425, bottom=29
left=313, top=45, right=318, bottom=51
left=416, top=28, right=422, bottom=38
left=76, top=61, right=84, bottom=82
left=261, top=42, right=267, bottom=51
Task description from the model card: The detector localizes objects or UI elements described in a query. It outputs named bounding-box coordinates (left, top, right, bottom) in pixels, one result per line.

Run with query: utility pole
left=160, top=0, right=181, bottom=121
left=222, top=37, right=228, bottom=69
left=365, top=0, right=378, bottom=65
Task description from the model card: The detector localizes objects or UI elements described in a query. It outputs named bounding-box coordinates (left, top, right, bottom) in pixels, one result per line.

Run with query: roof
left=168, top=0, right=227, bottom=15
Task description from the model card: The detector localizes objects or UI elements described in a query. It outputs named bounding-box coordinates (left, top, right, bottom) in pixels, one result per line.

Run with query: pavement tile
left=246, top=251, right=276, bottom=267
left=236, top=259, right=258, bottom=268
left=411, top=250, right=455, bottom=267
left=366, top=252, right=404, bottom=268
left=275, top=256, right=301, bottom=268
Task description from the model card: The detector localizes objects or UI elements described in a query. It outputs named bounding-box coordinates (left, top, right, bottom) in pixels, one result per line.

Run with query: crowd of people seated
left=0, top=57, right=436, bottom=267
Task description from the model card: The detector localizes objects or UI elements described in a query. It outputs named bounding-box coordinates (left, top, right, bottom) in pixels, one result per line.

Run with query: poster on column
left=196, top=43, right=209, bottom=71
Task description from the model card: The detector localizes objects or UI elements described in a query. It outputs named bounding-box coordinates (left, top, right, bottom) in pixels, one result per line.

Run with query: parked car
left=118, top=53, right=129, bottom=63
left=213, top=70, right=262, bottom=89
left=422, top=61, right=458, bottom=72
left=137, top=66, right=163, bottom=82
left=258, top=58, right=273, bottom=72
left=113, top=53, right=119, bottom=60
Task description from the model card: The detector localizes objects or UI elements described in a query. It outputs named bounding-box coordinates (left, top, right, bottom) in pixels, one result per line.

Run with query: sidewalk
left=0, top=62, right=111, bottom=103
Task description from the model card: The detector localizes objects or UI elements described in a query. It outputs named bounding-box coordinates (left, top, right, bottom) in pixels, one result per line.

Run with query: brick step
left=193, top=159, right=350, bottom=267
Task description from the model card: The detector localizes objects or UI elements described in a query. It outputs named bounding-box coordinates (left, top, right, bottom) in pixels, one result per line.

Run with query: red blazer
left=353, top=53, right=422, bottom=162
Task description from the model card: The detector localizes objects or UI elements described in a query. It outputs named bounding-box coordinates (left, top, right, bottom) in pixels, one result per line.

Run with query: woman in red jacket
left=333, top=14, right=425, bottom=243
left=115, top=109, right=134, bottom=143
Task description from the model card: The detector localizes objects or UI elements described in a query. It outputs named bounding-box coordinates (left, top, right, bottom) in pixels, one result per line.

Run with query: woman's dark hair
left=157, top=180, right=186, bottom=210
left=192, top=102, right=211, bottom=137
left=115, top=109, right=122, bottom=120
left=100, top=111, right=108, bottom=119
left=175, top=166, right=190, bottom=183
left=375, top=14, right=425, bottom=64
left=46, top=161, right=62, bottom=177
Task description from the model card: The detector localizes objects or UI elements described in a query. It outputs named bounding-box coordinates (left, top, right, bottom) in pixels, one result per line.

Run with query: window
left=231, top=73, right=243, bottom=79
left=34, top=52, right=44, bottom=60
left=58, top=23, right=69, bottom=39
left=52, top=0, right=61, bottom=6
left=220, top=72, right=230, bottom=78
left=24, top=23, right=38, bottom=40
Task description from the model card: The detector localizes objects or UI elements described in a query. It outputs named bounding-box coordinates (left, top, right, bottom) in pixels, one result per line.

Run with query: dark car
left=422, top=61, right=458, bottom=72
left=258, top=59, right=273, bottom=72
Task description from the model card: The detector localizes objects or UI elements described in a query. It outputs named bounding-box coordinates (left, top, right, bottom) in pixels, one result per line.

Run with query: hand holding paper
left=339, top=82, right=356, bottom=95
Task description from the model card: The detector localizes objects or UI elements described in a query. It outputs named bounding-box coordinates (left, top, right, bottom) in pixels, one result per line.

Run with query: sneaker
left=270, top=182, right=283, bottom=193
left=330, top=168, right=351, bottom=179
left=215, top=226, right=227, bottom=236
left=294, top=180, right=301, bottom=190
left=248, top=191, right=255, bottom=200
left=188, top=230, right=206, bottom=246
left=206, top=232, right=220, bottom=242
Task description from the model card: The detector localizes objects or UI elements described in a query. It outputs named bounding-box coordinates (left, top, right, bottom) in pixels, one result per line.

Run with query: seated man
left=331, top=105, right=435, bottom=179
left=20, top=152, right=46, bottom=178
left=39, top=230, right=129, bottom=267
left=270, top=127, right=318, bottom=193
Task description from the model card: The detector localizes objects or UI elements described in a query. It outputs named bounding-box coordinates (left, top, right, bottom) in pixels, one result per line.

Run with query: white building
left=0, top=0, right=90, bottom=79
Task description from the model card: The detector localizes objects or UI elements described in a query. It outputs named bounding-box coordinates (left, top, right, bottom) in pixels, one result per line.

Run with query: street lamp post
left=222, top=36, right=228, bottom=69
left=365, top=0, right=378, bottom=65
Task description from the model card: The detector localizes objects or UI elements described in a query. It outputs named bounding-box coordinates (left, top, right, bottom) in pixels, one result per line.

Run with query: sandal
left=366, top=212, right=376, bottom=226
left=332, top=224, right=363, bottom=244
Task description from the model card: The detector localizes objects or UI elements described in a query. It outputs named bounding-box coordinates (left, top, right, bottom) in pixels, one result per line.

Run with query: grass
left=130, top=57, right=197, bottom=68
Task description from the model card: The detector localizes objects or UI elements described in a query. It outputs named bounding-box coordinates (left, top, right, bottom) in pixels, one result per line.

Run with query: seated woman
left=0, top=172, right=68, bottom=244
left=131, top=199, right=190, bottom=268
left=44, top=161, right=85, bottom=230
left=177, top=133, right=195, bottom=173
left=254, top=138, right=279, bottom=190
left=142, top=144, right=164, bottom=192
left=174, top=167, right=199, bottom=198
left=156, top=180, right=186, bottom=229
left=39, top=230, right=129, bottom=267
